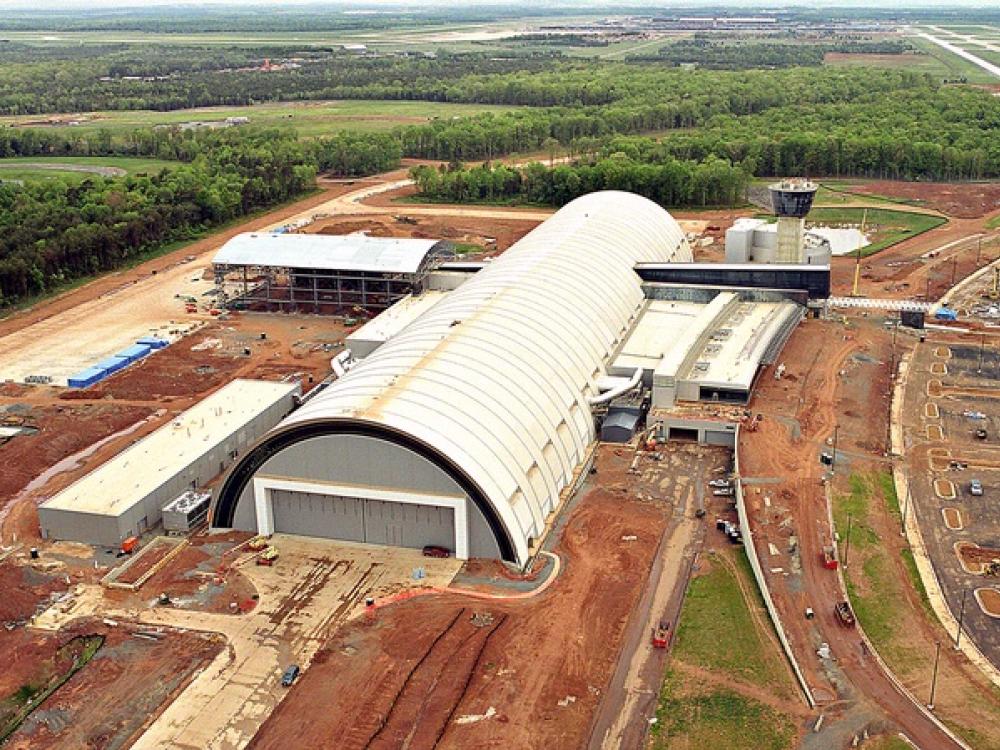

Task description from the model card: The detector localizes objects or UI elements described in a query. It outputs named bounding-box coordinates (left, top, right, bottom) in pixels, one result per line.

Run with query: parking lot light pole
left=954, top=589, right=968, bottom=650
left=928, top=640, right=942, bottom=710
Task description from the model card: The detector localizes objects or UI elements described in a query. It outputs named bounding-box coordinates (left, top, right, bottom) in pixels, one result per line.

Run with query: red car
left=422, top=545, right=451, bottom=558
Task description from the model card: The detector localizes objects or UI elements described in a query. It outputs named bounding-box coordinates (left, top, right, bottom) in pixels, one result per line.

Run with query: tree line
left=410, top=155, right=750, bottom=209
left=0, top=128, right=315, bottom=305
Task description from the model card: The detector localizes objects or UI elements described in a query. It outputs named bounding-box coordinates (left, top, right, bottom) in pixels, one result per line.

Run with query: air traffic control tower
left=769, top=179, right=817, bottom=263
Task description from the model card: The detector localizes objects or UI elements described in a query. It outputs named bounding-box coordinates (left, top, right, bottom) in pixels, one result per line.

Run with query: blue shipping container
left=115, top=343, right=152, bottom=363
left=67, top=367, right=106, bottom=389
left=137, top=336, right=168, bottom=349
left=95, top=356, right=129, bottom=374
left=935, top=308, right=958, bottom=321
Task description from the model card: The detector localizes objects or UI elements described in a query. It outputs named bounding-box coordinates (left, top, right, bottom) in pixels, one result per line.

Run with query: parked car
left=281, top=664, right=300, bottom=687
left=422, top=545, right=451, bottom=558
left=712, top=487, right=734, bottom=497
left=975, top=428, right=988, bottom=440
left=970, top=479, right=984, bottom=497
left=708, top=478, right=731, bottom=488
left=835, top=601, right=856, bottom=627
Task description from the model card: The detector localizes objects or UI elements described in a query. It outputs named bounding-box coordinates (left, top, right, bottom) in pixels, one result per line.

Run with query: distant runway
left=918, top=31, right=1000, bottom=79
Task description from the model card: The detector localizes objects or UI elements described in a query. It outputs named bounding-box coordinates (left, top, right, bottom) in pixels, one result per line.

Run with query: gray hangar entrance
left=268, top=488, right=456, bottom=550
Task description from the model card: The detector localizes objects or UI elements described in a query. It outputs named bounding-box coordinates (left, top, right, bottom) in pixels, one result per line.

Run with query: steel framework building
left=213, top=233, right=455, bottom=314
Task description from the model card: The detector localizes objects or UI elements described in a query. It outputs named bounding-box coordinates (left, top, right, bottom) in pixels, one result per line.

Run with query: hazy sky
left=1, top=0, right=996, bottom=8
left=0, top=0, right=994, bottom=10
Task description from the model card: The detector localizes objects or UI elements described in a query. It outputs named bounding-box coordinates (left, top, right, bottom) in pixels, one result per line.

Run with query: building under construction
left=213, top=233, right=455, bottom=314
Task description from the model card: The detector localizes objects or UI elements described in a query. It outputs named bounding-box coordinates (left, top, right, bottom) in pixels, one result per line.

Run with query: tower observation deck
left=769, top=180, right=817, bottom=263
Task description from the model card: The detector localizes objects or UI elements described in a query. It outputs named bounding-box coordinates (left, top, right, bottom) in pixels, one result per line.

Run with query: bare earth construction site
left=2, top=8, right=1000, bottom=750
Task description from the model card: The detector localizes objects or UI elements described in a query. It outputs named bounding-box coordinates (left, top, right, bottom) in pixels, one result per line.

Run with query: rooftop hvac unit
left=710, top=329, right=733, bottom=341
left=704, top=344, right=722, bottom=357
left=162, top=490, right=211, bottom=533
left=693, top=362, right=711, bottom=373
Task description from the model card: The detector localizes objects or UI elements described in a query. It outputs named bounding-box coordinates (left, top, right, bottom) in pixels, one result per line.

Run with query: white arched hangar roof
left=215, top=191, right=691, bottom=566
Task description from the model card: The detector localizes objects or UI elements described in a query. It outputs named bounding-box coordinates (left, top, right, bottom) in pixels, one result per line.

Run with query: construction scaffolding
left=212, top=233, right=455, bottom=315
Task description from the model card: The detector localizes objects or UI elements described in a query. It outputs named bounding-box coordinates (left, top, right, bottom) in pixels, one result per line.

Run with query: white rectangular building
left=39, top=379, right=300, bottom=547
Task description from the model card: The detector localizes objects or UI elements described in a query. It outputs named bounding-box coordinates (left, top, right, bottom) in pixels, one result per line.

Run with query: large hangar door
left=269, top=489, right=456, bottom=552
left=364, top=499, right=454, bottom=550
left=270, top=490, right=365, bottom=542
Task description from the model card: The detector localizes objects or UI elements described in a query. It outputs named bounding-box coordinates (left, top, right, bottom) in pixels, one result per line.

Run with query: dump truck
left=835, top=601, right=856, bottom=627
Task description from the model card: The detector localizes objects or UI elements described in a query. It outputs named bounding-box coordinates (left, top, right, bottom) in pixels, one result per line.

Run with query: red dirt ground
left=4, top=620, right=223, bottom=750
left=849, top=180, right=1000, bottom=219
left=0, top=561, right=64, bottom=623
left=248, top=450, right=668, bottom=750
left=740, top=319, right=992, bottom=747
left=310, top=211, right=537, bottom=254
left=105, top=538, right=257, bottom=614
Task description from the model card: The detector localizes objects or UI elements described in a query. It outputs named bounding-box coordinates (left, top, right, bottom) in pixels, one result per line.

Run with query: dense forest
left=410, top=156, right=750, bottom=209
left=0, top=129, right=314, bottom=304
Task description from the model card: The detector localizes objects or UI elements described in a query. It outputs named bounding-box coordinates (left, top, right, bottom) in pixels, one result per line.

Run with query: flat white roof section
left=41, top=379, right=299, bottom=516
left=213, top=233, right=444, bottom=274
left=612, top=299, right=706, bottom=374
left=683, top=301, right=802, bottom=390
left=346, top=291, right=449, bottom=358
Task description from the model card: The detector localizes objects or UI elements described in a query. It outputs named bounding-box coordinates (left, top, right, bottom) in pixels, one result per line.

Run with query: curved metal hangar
left=211, top=192, right=692, bottom=567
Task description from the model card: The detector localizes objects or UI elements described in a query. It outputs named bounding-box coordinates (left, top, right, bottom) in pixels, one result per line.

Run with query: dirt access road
left=588, top=444, right=730, bottom=750
left=740, top=319, right=966, bottom=749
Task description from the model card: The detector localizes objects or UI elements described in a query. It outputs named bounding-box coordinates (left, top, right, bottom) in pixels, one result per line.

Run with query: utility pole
left=900, top=485, right=909, bottom=536
left=954, top=589, right=968, bottom=650
left=831, top=424, right=840, bottom=474
left=951, top=256, right=958, bottom=287
left=977, top=236, right=983, bottom=267
left=928, top=640, right=942, bottom=710
left=978, top=333, right=986, bottom=374
left=843, top=513, right=853, bottom=568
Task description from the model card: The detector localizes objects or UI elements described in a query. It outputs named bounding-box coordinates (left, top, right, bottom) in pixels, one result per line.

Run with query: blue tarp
left=67, top=367, right=106, bottom=389
left=115, top=343, right=152, bottom=363
left=95, top=356, right=128, bottom=374
left=136, top=336, right=168, bottom=349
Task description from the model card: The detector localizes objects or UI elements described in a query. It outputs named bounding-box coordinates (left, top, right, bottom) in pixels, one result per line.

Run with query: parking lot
left=902, top=340, right=1000, bottom=664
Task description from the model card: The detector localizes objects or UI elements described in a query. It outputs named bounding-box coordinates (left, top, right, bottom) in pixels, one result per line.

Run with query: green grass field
left=753, top=205, right=945, bottom=257
left=823, top=48, right=959, bottom=78
left=652, top=672, right=797, bottom=750
left=650, top=550, right=797, bottom=750
left=0, top=155, right=178, bottom=184
left=808, top=207, right=945, bottom=257
left=0, top=100, right=521, bottom=139
left=905, top=35, right=1000, bottom=84
left=671, top=552, right=794, bottom=694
